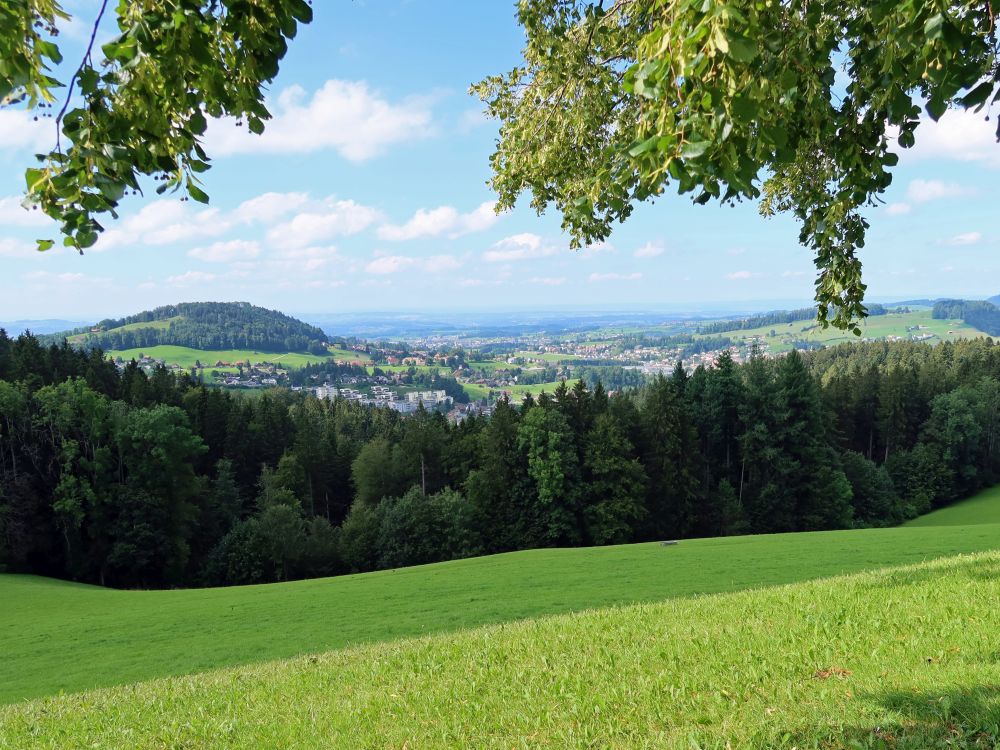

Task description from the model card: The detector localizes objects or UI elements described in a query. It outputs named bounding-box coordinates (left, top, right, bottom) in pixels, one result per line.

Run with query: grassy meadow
left=2, top=483, right=1000, bottom=704
left=105, top=345, right=336, bottom=369
left=694, top=309, right=985, bottom=353
left=2, top=551, right=999, bottom=748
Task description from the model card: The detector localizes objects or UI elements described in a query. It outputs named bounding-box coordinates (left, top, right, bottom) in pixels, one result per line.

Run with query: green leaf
left=36, top=239, right=55, bottom=252
left=925, top=97, right=947, bottom=122
left=680, top=140, right=711, bottom=159
left=924, top=13, right=945, bottom=41
left=628, top=136, right=659, bottom=157
left=957, top=81, right=995, bottom=110
left=725, top=33, right=757, bottom=63
left=188, top=184, right=210, bottom=204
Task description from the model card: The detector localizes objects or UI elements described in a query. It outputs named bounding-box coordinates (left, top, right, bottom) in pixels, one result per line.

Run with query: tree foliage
left=2, top=0, right=313, bottom=251
left=474, top=0, right=1000, bottom=329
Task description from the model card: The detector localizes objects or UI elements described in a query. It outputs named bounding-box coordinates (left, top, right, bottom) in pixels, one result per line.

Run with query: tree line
left=2, top=329, right=999, bottom=589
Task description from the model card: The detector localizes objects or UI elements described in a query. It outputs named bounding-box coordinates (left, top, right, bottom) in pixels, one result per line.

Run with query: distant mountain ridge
left=54, top=302, right=330, bottom=354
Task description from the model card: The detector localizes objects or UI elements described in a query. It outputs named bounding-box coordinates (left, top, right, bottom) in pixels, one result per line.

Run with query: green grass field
left=106, top=345, right=335, bottom=369
left=904, top=483, right=1000, bottom=527
left=3, top=483, right=1000, bottom=705
left=3, top=552, right=999, bottom=748
left=694, top=309, right=986, bottom=353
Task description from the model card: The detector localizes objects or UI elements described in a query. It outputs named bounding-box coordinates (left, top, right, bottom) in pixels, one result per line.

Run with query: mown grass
left=904, top=483, right=1000, bottom=527
left=2, top=509, right=999, bottom=704
left=2, top=551, right=999, bottom=749
left=105, top=345, right=334, bottom=369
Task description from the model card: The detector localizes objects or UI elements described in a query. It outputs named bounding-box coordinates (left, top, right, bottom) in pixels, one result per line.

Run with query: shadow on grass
left=863, top=555, right=1000, bottom=593
left=777, top=685, right=1000, bottom=749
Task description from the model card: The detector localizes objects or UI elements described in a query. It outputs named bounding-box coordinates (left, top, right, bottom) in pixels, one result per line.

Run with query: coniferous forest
left=2, top=328, right=999, bottom=589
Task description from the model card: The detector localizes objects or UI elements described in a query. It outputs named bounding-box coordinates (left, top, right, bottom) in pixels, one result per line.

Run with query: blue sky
left=0, top=0, right=998, bottom=320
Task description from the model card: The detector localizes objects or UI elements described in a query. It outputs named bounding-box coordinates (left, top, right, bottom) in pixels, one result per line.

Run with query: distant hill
left=0, top=319, right=89, bottom=336
left=55, top=302, right=330, bottom=354
left=932, top=299, right=1000, bottom=337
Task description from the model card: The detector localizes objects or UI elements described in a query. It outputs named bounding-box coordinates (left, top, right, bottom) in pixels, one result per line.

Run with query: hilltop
left=56, top=302, right=330, bottom=355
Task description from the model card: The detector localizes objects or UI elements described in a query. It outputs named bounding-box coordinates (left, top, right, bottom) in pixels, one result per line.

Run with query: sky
left=0, top=1, right=998, bottom=321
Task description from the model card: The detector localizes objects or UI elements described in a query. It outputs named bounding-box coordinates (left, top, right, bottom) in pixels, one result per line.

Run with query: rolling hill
left=2, top=484, right=999, bottom=706
left=54, top=301, right=331, bottom=355
left=2, top=552, right=997, bottom=748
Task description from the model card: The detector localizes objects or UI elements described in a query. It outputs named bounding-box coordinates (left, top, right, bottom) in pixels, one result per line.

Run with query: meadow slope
left=3, top=480, right=1000, bottom=704
left=2, top=552, right=998, bottom=749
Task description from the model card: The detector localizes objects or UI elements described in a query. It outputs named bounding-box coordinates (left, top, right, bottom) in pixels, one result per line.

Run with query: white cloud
left=633, top=242, right=665, bottom=258
left=589, top=272, right=642, bottom=282
left=167, top=270, right=217, bottom=286
left=365, top=253, right=463, bottom=275
left=0, top=238, right=39, bottom=258
left=377, top=201, right=501, bottom=241
left=208, top=80, right=435, bottom=161
left=233, top=192, right=309, bottom=224
left=905, top=179, right=971, bottom=203
left=943, top=232, right=982, bottom=246
left=23, top=270, right=110, bottom=286
left=188, top=239, right=261, bottom=263
left=727, top=247, right=747, bottom=256
left=726, top=270, right=760, bottom=280
left=907, top=108, right=1000, bottom=168
left=0, top=196, right=49, bottom=227
left=527, top=276, right=566, bottom=286
left=268, top=199, right=381, bottom=249
left=95, top=200, right=230, bottom=250
left=886, top=203, right=912, bottom=216
left=0, top=109, right=50, bottom=151
left=483, top=233, right=558, bottom=263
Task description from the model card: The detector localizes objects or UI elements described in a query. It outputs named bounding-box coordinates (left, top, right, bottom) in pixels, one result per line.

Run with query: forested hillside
left=59, top=302, right=330, bottom=354
left=2, top=329, right=1000, bottom=589
left=933, top=299, right=1000, bottom=337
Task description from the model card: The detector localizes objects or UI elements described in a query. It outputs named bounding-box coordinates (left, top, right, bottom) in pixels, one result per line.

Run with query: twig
left=55, top=0, right=110, bottom=155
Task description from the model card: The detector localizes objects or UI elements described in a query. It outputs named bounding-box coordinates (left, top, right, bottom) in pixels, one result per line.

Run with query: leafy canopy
left=1, top=0, right=313, bottom=251
left=473, top=0, right=1000, bottom=330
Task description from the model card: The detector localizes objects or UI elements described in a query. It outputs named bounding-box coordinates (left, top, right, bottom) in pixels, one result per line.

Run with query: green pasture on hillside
left=694, top=309, right=986, bottom=353
left=3, top=480, right=1000, bottom=703
left=106, top=345, right=334, bottom=369
left=3, top=552, right=999, bottom=748
left=904, top=483, right=1000, bottom=527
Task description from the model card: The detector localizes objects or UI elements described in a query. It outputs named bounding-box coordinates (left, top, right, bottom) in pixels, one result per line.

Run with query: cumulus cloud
left=167, top=271, right=217, bottom=286
left=483, top=233, right=558, bottom=263
left=0, top=196, right=49, bottom=227
left=0, top=109, right=50, bottom=151
left=905, top=108, right=1000, bottom=168
left=208, top=80, right=435, bottom=161
left=268, top=199, right=381, bottom=249
left=905, top=179, right=972, bottom=203
left=365, top=253, right=463, bottom=275
left=377, top=201, right=501, bottom=241
left=886, top=203, right=912, bottom=216
left=942, top=232, right=982, bottom=246
left=188, top=239, right=261, bottom=263
left=726, top=270, right=761, bottom=280
left=0, top=238, right=40, bottom=258
left=23, top=270, right=111, bottom=286
left=527, top=276, right=566, bottom=286
left=633, top=242, right=665, bottom=258
left=589, top=272, right=642, bottom=282
left=233, top=192, right=310, bottom=224
left=95, top=200, right=230, bottom=251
